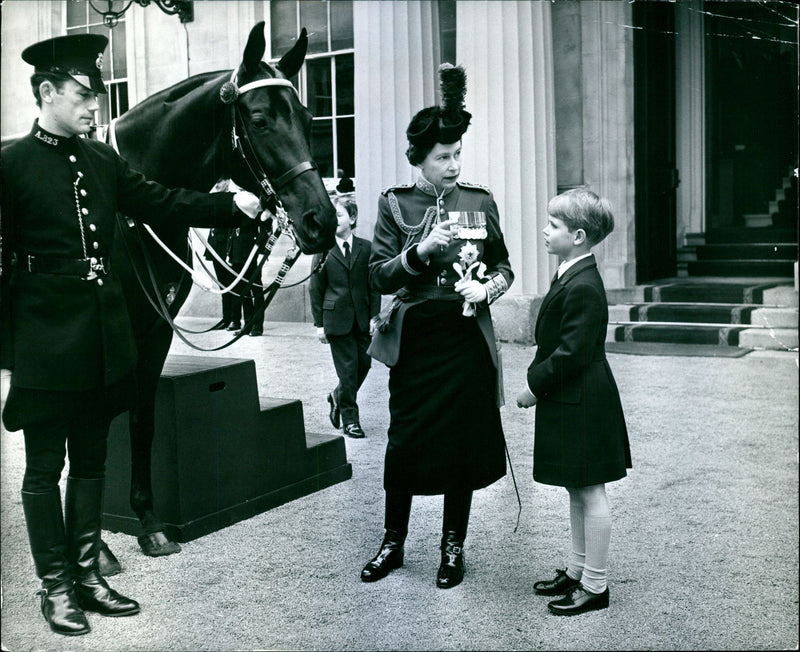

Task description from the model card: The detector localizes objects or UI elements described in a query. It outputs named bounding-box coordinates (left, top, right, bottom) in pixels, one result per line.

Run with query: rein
left=112, top=67, right=324, bottom=350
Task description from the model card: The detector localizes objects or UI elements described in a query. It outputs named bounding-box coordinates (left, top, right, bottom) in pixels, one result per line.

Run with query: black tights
left=22, top=414, right=110, bottom=494
left=384, top=489, right=473, bottom=540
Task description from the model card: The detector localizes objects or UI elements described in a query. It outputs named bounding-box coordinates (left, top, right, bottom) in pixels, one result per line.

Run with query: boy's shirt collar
left=557, top=252, right=593, bottom=278
left=335, top=234, right=353, bottom=256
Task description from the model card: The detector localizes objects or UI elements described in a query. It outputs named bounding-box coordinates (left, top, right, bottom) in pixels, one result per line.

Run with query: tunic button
left=97, top=279, right=104, bottom=287
left=81, top=208, right=89, bottom=215
left=92, top=242, right=99, bottom=250
left=69, top=155, right=77, bottom=163
left=439, top=208, right=446, bottom=215
left=80, top=189, right=87, bottom=197
left=89, top=224, right=97, bottom=232
left=77, top=171, right=84, bottom=177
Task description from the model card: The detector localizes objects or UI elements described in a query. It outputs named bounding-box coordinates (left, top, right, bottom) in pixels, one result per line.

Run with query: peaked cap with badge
left=22, top=33, right=109, bottom=94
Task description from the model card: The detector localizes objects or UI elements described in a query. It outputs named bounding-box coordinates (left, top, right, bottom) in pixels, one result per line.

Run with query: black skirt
left=384, top=300, right=506, bottom=495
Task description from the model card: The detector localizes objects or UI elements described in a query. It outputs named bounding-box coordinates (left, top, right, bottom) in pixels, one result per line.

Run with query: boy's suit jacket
left=527, top=254, right=631, bottom=486
left=309, top=236, right=381, bottom=336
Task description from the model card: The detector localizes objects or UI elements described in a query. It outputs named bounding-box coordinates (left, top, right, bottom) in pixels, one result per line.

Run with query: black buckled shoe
left=547, top=585, right=609, bottom=616
left=327, top=393, right=341, bottom=429
left=343, top=423, right=366, bottom=439
left=533, top=568, right=581, bottom=596
left=435, top=531, right=465, bottom=589
left=361, top=530, right=405, bottom=582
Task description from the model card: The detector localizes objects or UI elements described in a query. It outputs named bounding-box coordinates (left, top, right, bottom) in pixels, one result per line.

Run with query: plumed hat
left=22, top=34, right=108, bottom=94
left=406, top=63, right=471, bottom=149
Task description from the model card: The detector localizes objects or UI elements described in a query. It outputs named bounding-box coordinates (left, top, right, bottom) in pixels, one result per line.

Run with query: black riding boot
left=21, top=489, right=90, bottom=636
left=65, top=477, right=140, bottom=617
left=436, top=491, right=472, bottom=589
left=360, top=529, right=406, bottom=582
left=361, top=491, right=411, bottom=582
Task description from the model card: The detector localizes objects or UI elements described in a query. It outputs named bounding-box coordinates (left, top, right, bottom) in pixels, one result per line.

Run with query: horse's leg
left=129, top=321, right=181, bottom=556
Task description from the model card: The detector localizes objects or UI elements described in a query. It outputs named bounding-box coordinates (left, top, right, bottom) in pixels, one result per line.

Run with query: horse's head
left=225, top=22, right=336, bottom=254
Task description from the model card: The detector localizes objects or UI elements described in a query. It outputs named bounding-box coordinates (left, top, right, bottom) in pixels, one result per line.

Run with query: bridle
left=113, top=66, right=327, bottom=352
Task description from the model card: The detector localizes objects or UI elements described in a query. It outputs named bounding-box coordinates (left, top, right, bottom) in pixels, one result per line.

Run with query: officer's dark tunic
left=369, top=176, right=514, bottom=495
left=0, top=122, right=239, bottom=431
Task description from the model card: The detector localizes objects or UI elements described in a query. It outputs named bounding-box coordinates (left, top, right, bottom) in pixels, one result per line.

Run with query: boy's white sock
left=582, top=514, right=611, bottom=594
left=566, top=498, right=585, bottom=581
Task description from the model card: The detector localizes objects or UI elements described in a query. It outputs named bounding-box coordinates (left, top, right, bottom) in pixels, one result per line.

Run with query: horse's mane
left=144, top=70, right=229, bottom=106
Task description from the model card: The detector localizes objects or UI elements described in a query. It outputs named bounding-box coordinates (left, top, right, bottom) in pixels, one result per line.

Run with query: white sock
left=566, top=498, right=585, bottom=581
left=582, top=514, right=611, bottom=594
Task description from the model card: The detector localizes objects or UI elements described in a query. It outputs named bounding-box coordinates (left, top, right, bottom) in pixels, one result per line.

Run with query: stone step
left=609, top=303, right=798, bottom=327
left=687, top=259, right=795, bottom=277
left=694, top=243, right=797, bottom=261
left=705, top=227, right=797, bottom=244
left=642, top=281, right=790, bottom=304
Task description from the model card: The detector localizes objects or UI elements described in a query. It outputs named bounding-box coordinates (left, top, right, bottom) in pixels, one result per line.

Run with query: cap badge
left=95, top=53, right=103, bottom=70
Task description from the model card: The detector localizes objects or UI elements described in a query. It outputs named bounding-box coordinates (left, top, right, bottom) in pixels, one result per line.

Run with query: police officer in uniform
left=362, top=64, right=514, bottom=589
left=0, top=34, right=262, bottom=636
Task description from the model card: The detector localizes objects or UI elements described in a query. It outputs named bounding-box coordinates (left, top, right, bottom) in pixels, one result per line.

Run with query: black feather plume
left=438, top=63, right=467, bottom=120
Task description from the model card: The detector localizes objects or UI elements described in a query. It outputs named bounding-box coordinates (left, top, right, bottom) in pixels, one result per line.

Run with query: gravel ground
left=1, top=318, right=798, bottom=651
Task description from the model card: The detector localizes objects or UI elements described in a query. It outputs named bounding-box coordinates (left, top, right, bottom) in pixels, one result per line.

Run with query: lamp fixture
left=87, top=1, right=194, bottom=29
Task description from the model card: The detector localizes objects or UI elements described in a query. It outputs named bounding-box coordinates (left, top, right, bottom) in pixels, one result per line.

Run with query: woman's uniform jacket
left=367, top=177, right=513, bottom=376
left=526, top=254, right=632, bottom=487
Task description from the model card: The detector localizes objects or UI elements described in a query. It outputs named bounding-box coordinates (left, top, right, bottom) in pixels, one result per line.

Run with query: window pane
left=438, top=0, right=457, bottom=65
left=335, top=54, right=354, bottom=115
left=311, top=119, right=334, bottom=177
left=336, top=117, right=354, bottom=178
left=271, top=0, right=298, bottom=58
left=306, top=58, right=332, bottom=117
left=111, top=23, right=127, bottom=78
left=67, top=0, right=88, bottom=26
left=330, top=0, right=353, bottom=50
left=299, top=1, right=329, bottom=54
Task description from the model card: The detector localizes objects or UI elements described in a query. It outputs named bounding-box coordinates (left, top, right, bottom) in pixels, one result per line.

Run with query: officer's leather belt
left=13, top=252, right=110, bottom=278
left=407, top=285, right=462, bottom=301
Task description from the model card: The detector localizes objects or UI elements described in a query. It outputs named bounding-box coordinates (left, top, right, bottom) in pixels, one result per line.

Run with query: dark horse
left=102, top=22, right=336, bottom=563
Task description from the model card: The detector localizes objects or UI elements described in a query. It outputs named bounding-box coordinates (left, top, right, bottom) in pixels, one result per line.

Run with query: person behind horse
left=516, top=188, right=632, bottom=616
left=0, top=34, right=263, bottom=637
left=309, top=179, right=380, bottom=439
left=362, top=64, right=514, bottom=588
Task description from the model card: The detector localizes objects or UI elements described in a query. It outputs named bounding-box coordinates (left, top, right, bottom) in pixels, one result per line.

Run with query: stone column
left=675, top=0, right=706, bottom=242
left=457, top=0, right=558, bottom=296
left=579, top=1, right=636, bottom=289
left=353, top=0, right=441, bottom=239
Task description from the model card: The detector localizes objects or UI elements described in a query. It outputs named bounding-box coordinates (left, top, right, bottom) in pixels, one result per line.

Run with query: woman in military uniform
left=0, top=34, right=262, bottom=636
left=361, top=64, right=514, bottom=589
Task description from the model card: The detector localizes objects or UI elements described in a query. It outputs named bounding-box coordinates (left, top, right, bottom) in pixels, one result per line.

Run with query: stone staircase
left=607, top=278, right=798, bottom=352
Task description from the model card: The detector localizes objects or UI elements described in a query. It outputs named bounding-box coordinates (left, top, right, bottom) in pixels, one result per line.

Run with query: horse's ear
left=276, top=28, right=308, bottom=79
left=243, top=21, right=267, bottom=75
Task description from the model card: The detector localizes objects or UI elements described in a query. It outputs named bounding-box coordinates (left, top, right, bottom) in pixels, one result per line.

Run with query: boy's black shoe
left=534, top=568, right=580, bottom=595
left=547, top=585, right=609, bottom=615
left=327, top=393, right=340, bottom=428
left=343, top=423, right=366, bottom=438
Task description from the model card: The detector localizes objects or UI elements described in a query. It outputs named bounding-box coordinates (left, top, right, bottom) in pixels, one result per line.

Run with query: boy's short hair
left=548, top=188, right=614, bottom=246
left=335, top=195, right=358, bottom=227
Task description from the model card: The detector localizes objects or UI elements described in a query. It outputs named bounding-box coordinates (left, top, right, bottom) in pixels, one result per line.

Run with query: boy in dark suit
left=516, top=188, right=632, bottom=616
left=309, top=188, right=381, bottom=438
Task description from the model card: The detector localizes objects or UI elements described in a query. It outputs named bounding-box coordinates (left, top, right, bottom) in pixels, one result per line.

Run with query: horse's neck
left=115, top=72, right=232, bottom=192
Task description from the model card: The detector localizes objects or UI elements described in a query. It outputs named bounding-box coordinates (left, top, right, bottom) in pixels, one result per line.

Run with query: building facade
left=2, top=1, right=797, bottom=341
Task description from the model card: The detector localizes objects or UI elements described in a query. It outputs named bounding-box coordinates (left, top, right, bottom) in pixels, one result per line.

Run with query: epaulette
left=456, top=181, right=491, bottom=194
left=381, top=182, right=415, bottom=196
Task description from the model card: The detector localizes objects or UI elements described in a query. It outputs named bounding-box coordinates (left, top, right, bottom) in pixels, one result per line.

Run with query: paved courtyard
left=1, top=319, right=798, bottom=651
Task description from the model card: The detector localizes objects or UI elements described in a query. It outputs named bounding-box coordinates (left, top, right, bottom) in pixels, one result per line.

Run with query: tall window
left=66, top=0, right=129, bottom=132
left=271, top=0, right=354, bottom=181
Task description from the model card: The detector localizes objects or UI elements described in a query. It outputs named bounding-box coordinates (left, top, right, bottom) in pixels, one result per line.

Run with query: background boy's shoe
left=534, top=568, right=580, bottom=595
left=327, top=393, right=340, bottom=428
left=547, top=585, right=609, bottom=615
left=343, top=423, right=365, bottom=438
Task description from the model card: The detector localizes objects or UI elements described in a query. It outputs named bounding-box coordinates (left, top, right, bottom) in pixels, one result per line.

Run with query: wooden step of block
left=102, top=356, right=352, bottom=543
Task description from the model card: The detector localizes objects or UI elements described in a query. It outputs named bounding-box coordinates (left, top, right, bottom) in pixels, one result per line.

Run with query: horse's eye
left=252, top=115, right=268, bottom=129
